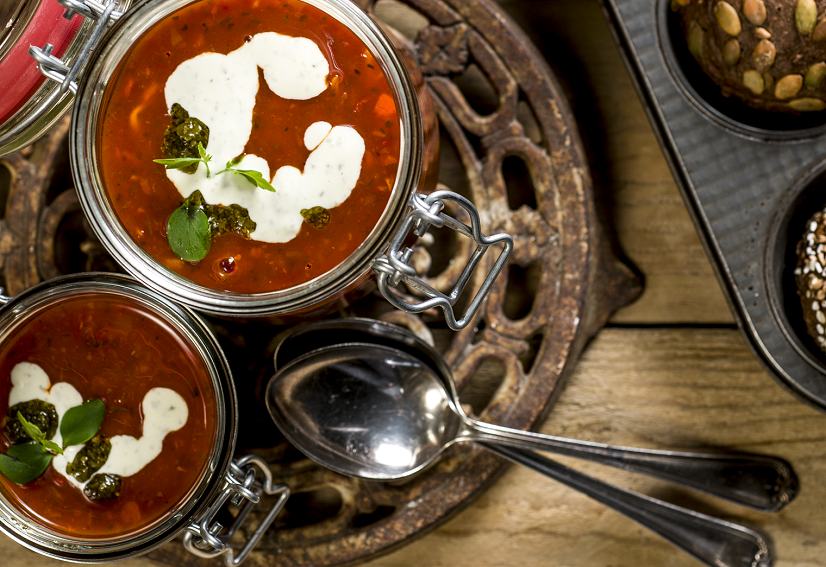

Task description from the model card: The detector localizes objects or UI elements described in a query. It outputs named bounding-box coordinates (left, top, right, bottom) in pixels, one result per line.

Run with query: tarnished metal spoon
left=265, top=342, right=774, bottom=567
left=268, top=318, right=797, bottom=513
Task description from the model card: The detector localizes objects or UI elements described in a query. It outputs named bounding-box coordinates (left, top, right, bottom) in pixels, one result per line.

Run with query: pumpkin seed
left=805, top=62, right=826, bottom=88
left=752, top=39, right=776, bottom=72
left=743, top=0, right=767, bottom=25
left=743, top=69, right=765, bottom=94
left=796, top=0, right=817, bottom=34
left=775, top=74, right=804, bottom=99
left=687, top=21, right=705, bottom=59
left=814, top=19, right=826, bottom=41
left=723, top=39, right=741, bottom=66
left=789, top=97, right=826, bottom=111
left=763, top=72, right=774, bottom=88
left=754, top=27, right=772, bottom=39
left=715, top=1, right=742, bottom=36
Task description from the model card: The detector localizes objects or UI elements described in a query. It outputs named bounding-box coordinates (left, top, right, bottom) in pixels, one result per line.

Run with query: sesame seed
left=813, top=301, right=820, bottom=311
left=812, top=222, right=818, bottom=231
left=817, top=323, right=823, bottom=334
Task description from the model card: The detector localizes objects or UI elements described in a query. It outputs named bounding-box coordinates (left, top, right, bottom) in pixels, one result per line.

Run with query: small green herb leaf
left=153, top=157, right=202, bottom=169
left=233, top=169, right=276, bottom=192
left=0, top=443, right=53, bottom=484
left=17, top=413, right=62, bottom=455
left=18, top=413, right=45, bottom=444
left=198, top=142, right=211, bottom=162
left=213, top=155, right=275, bottom=193
left=41, top=438, right=63, bottom=455
left=167, top=201, right=211, bottom=262
left=61, top=399, right=105, bottom=449
left=154, top=142, right=212, bottom=177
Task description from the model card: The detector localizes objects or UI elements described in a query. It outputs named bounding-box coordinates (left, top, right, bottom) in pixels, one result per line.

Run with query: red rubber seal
left=0, top=0, right=82, bottom=124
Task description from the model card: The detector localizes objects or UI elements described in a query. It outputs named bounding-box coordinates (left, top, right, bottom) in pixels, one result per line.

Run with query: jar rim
left=0, top=0, right=136, bottom=157
left=0, top=273, right=236, bottom=561
left=72, top=0, right=424, bottom=317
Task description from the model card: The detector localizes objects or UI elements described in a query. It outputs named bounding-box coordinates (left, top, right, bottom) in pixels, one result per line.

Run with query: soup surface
left=99, top=0, right=400, bottom=293
left=0, top=294, right=217, bottom=538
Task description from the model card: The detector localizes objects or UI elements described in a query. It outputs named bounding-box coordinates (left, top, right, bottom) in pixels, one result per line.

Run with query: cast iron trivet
left=0, top=0, right=640, bottom=563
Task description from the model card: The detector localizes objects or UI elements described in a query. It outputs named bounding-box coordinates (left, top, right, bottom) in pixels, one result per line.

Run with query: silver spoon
left=269, top=318, right=797, bottom=513
left=266, top=343, right=773, bottom=567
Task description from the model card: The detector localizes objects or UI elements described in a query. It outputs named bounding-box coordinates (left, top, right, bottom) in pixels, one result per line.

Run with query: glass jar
left=35, top=0, right=512, bottom=329
left=0, top=0, right=134, bottom=155
left=0, top=273, right=288, bottom=563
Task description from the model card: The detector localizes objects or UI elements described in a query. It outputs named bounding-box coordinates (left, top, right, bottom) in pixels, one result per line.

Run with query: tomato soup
left=98, top=0, right=400, bottom=294
left=0, top=294, right=217, bottom=538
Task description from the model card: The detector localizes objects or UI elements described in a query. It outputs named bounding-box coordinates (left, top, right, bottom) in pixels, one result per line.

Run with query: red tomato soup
left=98, top=0, right=400, bottom=293
left=0, top=294, right=217, bottom=538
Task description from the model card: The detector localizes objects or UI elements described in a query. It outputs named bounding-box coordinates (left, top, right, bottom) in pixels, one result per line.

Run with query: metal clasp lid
left=28, top=0, right=124, bottom=95
left=373, top=190, right=513, bottom=331
left=183, top=454, right=289, bottom=566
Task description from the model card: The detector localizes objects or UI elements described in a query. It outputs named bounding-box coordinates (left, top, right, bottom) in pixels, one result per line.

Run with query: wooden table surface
left=7, top=1, right=826, bottom=566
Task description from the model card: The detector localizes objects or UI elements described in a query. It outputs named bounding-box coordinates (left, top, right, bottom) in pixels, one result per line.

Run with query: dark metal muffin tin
left=601, top=0, right=826, bottom=411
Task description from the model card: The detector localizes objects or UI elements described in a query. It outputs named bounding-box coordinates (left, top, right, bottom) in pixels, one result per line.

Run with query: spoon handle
left=463, top=419, right=796, bottom=513
left=483, top=443, right=772, bottom=567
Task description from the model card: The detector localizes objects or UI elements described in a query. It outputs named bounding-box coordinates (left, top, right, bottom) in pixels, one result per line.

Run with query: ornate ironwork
left=0, top=0, right=642, bottom=564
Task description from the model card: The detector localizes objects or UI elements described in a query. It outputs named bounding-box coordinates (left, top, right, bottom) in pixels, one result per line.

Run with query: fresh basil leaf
left=167, top=202, right=211, bottom=262
left=41, top=439, right=63, bottom=456
left=17, top=413, right=63, bottom=455
left=154, top=142, right=212, bottom=177
left=197, top=142, right=209, bottom=161
left=153, top=157, right=203, bottom=169
left=0, top=444, right=53, bottom=484
left=234, top=169, right=276, bottom=192
left=60, top=399, right=105, bottom=449
left=197, top=142, right=212, bottom=177
left=18, top=413, right=46, bottom=444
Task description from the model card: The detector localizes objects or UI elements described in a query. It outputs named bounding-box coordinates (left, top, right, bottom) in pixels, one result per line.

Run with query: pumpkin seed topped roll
left=675, top=0, right=826, bottom=112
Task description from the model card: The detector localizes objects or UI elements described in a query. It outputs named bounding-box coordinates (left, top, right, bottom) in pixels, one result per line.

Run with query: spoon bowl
left=268, top=343, right=461, bottom=480
left=265, top=319, right=789, bottom=567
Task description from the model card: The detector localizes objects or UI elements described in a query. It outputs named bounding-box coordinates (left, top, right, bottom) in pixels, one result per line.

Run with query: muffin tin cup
left=656, top=0, right=826, bottom=142
left=601, top=0, right=826, bottom=411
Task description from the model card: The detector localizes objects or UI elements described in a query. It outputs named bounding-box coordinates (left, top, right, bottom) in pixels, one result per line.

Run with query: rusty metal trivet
left=0, top=0, right=641, bottom=564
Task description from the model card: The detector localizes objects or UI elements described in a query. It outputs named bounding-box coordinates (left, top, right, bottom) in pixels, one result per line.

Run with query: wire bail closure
left=29, top=0, right=124, bottom=95
left=183, top=454, right=290, bottom=566
left=373, top=190, right=513, bottom=331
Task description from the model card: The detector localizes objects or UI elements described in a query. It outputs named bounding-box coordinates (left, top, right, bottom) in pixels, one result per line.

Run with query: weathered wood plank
left=496, top=0, right=733, bottom=324
left=366, top=328, right=826, bottom=567
left=3, top=329, right=822, bottom=567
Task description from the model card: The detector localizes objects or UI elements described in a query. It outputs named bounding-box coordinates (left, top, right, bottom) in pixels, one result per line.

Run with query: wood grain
left=6, top=329, right=822, bottom=567
left=496, top=0, right=733, bottom=325
left=3, top=1, right=808, bottom=566
left=366, top=329, right=826, bottom=567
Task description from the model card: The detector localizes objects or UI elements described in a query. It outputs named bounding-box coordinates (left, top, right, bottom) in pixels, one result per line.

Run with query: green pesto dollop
left=67, top=435, right=111, bottom=482
left=185, top=189, right=256, bottom=238
left=300, top=206, right=331, bottom=229
left=161, top=103, right=210, bottom=174
left=2, top=400, right=58, bottom=443
left=84, top=473, right=122, bottom=502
